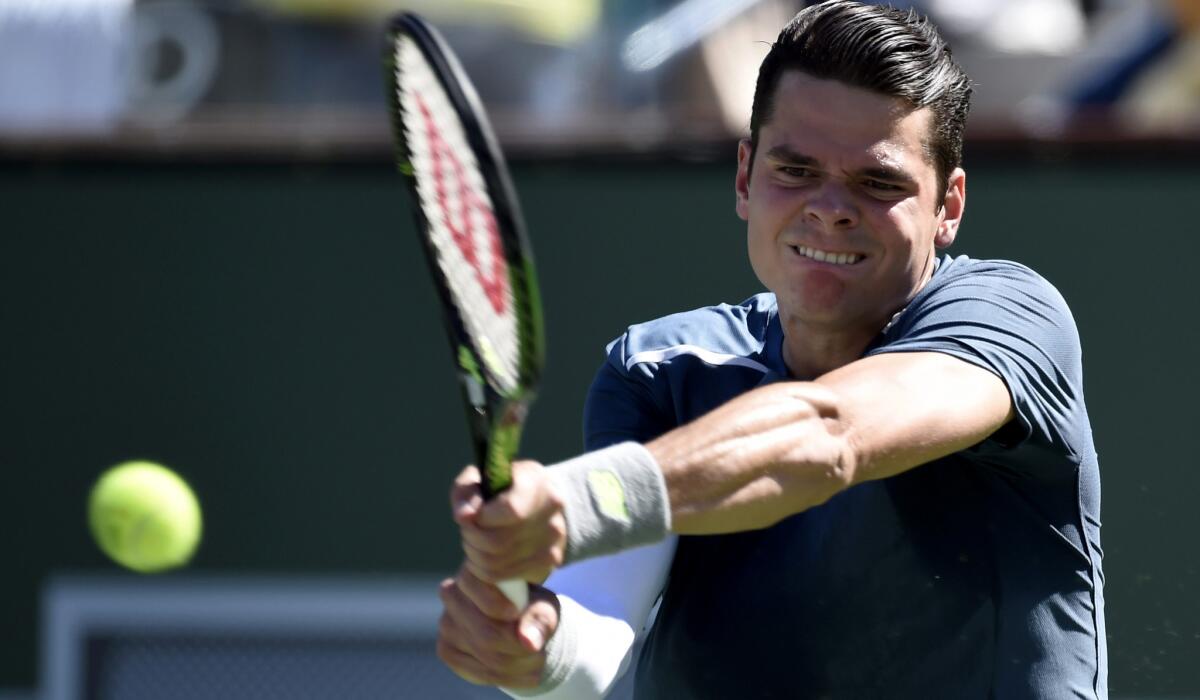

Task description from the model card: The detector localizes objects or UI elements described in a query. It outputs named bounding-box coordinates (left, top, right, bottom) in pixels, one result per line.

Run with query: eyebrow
left=764, top=145, right=818, bottom=167
left=763, top=145, right=917, bottom=184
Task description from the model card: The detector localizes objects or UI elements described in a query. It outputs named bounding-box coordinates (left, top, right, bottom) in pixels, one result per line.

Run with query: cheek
left=879, top=200, right=936, bottom=250
left=746, top=223, right=773, bottom=287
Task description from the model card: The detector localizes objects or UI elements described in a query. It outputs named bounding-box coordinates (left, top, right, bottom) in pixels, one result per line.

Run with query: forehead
left=761, top=71, right=934, bottom=173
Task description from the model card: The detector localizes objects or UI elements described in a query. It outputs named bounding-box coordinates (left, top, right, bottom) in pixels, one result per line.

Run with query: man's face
left=736, top=71, right=964, bottom=334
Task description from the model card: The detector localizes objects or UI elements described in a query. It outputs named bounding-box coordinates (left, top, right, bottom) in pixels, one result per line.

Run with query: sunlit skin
left=735, top=70, right=966, bottom=379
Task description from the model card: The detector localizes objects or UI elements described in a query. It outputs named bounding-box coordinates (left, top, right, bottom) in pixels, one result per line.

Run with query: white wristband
left=502, top=594, right=636, bottom=699
left=547, top=442, right=672, bottom=565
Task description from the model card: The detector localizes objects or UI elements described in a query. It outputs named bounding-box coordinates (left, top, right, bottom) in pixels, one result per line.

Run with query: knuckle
left=496, top=498, right=520, bottom=520
left=470, top=551, right=500, bottom=578
left=548, top=514, right=567, bottom=540
left=545, top=481, right=565, bottom=510
left=474, top=528, right=503, bottom=553
left=438, top=579, right=457, bottom=604
left=470, top=618, right=498, bottom=646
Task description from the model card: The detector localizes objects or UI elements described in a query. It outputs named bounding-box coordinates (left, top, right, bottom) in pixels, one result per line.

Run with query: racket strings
left=415, top=95, right=509, bottom=315
left=395, top=36, right=521, bottom=393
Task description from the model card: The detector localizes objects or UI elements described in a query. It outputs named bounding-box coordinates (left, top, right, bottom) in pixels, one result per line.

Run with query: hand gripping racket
left=385, top=13, right=545, bottom=608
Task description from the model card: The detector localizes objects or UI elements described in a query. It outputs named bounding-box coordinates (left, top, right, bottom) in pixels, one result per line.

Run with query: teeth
left=794, top=245, right=862, bottom=266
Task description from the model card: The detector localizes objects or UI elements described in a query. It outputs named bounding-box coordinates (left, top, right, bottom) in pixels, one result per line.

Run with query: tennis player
left=438, top=2, right=1106, bottom=697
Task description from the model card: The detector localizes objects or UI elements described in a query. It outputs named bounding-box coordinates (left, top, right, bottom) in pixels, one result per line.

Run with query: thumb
left=516, top=591, right=560, bottom=653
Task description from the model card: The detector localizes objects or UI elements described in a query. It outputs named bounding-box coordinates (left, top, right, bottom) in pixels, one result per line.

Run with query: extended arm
left=652, top=350, right=1013, bottom=534
left=457, top=349, right=1012, bottom=580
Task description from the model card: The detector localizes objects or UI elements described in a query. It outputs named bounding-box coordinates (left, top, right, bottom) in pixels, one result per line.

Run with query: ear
left=935, top=167, right=965, bottom=248
left=735, top=139, right=753, bottom=221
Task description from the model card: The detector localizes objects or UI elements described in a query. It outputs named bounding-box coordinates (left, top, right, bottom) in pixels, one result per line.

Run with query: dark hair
left=749, top=0, right=972, bottom=192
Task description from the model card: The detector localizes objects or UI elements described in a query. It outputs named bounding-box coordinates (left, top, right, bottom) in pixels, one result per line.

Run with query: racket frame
left=385, top=13, right=546, bottom=607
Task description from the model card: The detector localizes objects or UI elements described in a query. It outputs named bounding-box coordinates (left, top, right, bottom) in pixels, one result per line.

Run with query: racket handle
left=497, top=578, right=528, bottom=608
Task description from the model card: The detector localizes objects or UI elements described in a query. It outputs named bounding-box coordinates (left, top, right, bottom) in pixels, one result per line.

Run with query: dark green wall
left=2, top=157, right=1196, bottom=694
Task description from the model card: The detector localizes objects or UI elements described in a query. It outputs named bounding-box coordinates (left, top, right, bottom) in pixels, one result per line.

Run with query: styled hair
left=749, top=0, right=972, bottom=191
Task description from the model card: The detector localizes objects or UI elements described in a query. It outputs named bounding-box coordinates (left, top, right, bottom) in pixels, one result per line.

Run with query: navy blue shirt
left=583, top=255, right=1105, bottom=699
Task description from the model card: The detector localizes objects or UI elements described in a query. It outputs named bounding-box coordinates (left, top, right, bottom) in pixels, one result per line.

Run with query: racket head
left=386, top=13, right=544, bottom=398
left=385, top=13, right=545, bottom=492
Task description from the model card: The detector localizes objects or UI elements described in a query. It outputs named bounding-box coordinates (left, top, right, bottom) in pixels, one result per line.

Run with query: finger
left=439, top=576, right=527, bottom=656
left=461, top=540, right=543, bottom=584
left=461, top=536, right=504, bottom=581
left=462, top=533, right=562, bottom=584
left=460, top=519, right=558, bottom=560
left=459, top=520, right=518, bottom=556
left=461, top=528, right=531, bottom=577
left=437, top=635, right=511, bottom=686
left=450, top=466, right=484, bottom=523
left=438, top=609, right=545, bottom=685
left=475, top=490, right=521, bottom=528
left=456, top=564, right=522, bottom=621
left=437, top=637, right=542, bottom=689
left=475, top=461, right=549, bottom=528
left=439, top=604, right=539, bottom=668
left=516, top=589, right=562, bottom=653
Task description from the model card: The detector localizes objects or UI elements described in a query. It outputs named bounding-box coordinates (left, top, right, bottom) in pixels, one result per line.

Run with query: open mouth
left=790, top=244, right=864, bottom=266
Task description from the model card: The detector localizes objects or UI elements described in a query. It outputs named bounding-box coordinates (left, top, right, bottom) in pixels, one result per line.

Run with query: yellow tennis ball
left=88, top=461, right=202, bottom=573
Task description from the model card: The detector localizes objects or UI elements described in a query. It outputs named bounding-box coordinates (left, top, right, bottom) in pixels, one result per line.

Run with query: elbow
left=792, top=431, right=857, bottom=512
left=828, top=432, right=860, bottom=495
left=770, top=384, right=860, bottom=512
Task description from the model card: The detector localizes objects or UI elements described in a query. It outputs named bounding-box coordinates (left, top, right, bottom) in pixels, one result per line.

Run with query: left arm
left=457, top=349, right=1012, bottom=581
left=649, top=350, right=1013, bottom=534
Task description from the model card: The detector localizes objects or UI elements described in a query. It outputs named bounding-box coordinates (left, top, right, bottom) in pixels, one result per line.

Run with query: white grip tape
left=547, top=442, right=671, bottom=565
left=498, top=578, right=528, bottom=609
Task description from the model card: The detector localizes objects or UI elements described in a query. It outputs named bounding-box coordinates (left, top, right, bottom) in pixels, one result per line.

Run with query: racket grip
left=497, top=578, right=528, bottom=608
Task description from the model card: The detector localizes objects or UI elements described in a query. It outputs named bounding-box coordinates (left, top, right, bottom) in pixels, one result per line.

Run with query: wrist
left=547, top=442, right=671, bottom=564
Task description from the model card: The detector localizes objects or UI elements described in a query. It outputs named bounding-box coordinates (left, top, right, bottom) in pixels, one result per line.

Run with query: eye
left=863, top=179, right=901, bottom=191
left=861, top=179, right=908, bottom=197
left=777, top=165, right=816, bottom=179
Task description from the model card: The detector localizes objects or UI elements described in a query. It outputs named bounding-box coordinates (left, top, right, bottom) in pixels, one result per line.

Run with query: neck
left=779, top=318, right=880, bottom=380
left=780, top=252, right=939, bottom=379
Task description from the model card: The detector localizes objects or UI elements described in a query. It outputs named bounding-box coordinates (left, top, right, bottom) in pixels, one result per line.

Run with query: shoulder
left=606, top=293, right=778, bottom=377
left=893, top=255, right=1078, bottom=334
left=922, top=255, right=1068, bottom=305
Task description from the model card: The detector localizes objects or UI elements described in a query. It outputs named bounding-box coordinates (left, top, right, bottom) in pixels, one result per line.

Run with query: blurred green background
left=1, top=150, right=1197, bottom=695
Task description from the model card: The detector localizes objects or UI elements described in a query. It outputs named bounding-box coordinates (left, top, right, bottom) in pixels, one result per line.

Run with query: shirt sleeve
left=583, top=335, right=677, bottom=449
left=865, top=261, right=1088, bottom=467
left=566, top=333, right=678, bottom=628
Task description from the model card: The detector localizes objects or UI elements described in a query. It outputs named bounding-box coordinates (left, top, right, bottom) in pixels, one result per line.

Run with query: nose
left=803, top=182, right=858, bottom=230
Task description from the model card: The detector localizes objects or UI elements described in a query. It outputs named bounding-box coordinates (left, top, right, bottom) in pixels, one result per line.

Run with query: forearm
left=647, top=381, right=854, bottom=534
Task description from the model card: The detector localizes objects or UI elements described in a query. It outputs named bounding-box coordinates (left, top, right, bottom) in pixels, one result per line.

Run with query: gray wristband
left=547, top=442, right=671, bottom=564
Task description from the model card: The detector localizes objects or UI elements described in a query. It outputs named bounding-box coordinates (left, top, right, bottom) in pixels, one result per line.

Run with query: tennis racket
left=384, top=13, right=545, bottom=608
